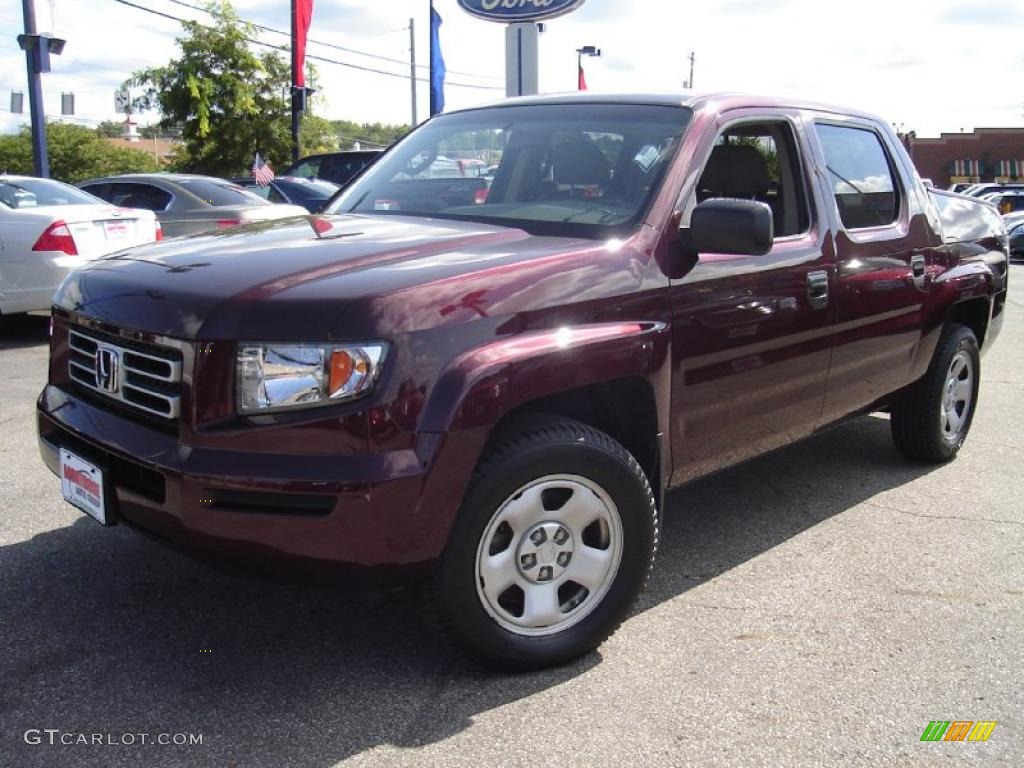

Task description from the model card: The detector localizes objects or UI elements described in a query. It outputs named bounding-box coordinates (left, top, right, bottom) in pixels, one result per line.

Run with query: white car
left=0, top=176, right=161, bottom=316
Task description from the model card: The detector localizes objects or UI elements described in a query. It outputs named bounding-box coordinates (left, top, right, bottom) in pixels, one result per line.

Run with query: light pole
left=18, top=0, right=65, bottom=177
left=576, top=45, right=601, bottom=91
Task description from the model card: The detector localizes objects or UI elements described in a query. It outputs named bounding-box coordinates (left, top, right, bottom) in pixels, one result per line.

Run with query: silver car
left=76, top=174, right=308, bottom=238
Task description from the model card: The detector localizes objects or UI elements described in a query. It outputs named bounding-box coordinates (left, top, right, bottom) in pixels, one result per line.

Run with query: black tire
left=430, top=418, right=658, bottom=671
left=891, top=323, right=980, bottom=463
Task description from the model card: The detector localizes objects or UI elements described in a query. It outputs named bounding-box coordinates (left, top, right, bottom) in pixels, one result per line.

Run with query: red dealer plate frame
left=60, top=448, right=112, bottom=526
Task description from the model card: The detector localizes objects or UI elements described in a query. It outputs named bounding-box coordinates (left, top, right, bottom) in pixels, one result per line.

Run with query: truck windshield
left=325, top=103, right=691, bottom=238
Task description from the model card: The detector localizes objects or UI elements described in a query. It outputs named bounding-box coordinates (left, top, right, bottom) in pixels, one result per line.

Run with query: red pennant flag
left=293, top=0, right=315, bottom=88
left=578, top=65, right=588, bottom=91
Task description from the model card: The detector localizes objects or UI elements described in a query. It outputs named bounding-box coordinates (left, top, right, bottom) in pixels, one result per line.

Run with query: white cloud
left=0, top=0, right=1021, bottom=137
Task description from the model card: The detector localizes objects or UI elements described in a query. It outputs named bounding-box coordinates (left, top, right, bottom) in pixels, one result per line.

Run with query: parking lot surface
left=1, top=265, right=1022, bottom=767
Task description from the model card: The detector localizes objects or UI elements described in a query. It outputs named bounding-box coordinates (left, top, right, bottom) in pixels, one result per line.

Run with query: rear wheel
left=891, top=323, right=980, bottom=463
left=430, top=419, right=658, bottom=671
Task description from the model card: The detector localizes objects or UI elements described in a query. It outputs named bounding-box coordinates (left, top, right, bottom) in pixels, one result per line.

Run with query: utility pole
left=19, top=0, right=64, bottom=177
left=409, top=18, right=418, bottom=126
left=687, top=51, right=695, bottom=89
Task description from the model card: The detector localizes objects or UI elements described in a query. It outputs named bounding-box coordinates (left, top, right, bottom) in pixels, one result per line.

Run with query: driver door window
left=693, top=121, right=810, bottom=238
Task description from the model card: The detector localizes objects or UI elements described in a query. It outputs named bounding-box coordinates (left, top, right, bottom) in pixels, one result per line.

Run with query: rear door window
left=106, top=183, right=173, bottom=211
left=815, top=123, right=900, bottom=229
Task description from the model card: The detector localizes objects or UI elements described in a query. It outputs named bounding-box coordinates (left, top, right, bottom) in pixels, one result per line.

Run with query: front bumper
left=37, top=384, right=469, bottom=568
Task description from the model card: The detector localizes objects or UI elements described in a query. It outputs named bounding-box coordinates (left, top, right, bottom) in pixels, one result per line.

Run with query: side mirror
left=687, top=198, right=774, bottom=256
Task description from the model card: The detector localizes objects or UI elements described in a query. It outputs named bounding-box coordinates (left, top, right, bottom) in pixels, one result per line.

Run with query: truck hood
left=55, top=213, right=593, bottom=340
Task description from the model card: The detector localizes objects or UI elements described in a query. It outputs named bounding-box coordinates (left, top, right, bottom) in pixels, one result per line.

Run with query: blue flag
left=430, top=5, right=446, bottom=116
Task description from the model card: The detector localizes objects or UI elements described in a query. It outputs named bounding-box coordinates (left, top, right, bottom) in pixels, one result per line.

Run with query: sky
left=1, top=0, right=1022, bottom=138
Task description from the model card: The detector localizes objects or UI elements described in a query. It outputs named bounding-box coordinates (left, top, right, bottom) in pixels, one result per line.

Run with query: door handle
left=911, top=253, right=926, bottom=279
left=807, top=270, right=829, bottom=310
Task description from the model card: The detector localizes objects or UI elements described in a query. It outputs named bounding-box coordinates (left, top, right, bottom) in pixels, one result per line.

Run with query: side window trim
left=811, top=118, right=906, bottom=234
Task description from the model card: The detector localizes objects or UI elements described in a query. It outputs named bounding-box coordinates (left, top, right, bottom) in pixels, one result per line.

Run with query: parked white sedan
left=0, top=176, right=161, bottom=315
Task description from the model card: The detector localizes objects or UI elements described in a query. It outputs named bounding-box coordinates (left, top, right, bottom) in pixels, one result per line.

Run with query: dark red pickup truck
left=38, top=93, right=1009, bottom=670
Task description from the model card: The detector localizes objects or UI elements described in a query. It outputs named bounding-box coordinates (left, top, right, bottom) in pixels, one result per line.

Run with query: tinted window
left=106, top=182, right=172, bottom=211
left=289, top=158, right=322, bottom=179
left=176, top=179, right=271, bottom=207
left=319, top=155, right=376, bottom=185
left=815, top=124, right=899, bottom=229
left=999, top=195, right=1024, bottom=213
left=0, top=178, right=103, bottom=208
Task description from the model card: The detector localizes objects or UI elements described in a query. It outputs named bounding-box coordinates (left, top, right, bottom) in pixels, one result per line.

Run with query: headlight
left=236, top=342, right=387, bottom=414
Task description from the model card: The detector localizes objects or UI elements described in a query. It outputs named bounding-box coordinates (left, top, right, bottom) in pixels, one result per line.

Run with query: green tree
left=331, top=120, right=409, bottom=150
left=0, top=123, right=161, bottom=182
left=96, top=120, right=123, bottom=138
left=128, top=0, right=329, bottom=175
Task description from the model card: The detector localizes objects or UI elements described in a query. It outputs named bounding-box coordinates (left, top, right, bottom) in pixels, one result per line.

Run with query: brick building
left=901, top=128, right=1024, bottom=189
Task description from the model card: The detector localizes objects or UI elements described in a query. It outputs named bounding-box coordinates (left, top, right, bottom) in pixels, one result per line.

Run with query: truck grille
left=68, top=327, right=183, bottom=420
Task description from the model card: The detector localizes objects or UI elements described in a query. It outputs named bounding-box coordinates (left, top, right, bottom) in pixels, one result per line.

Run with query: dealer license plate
left=103, top=220, right=129, bottom=239
left=60, top=448, right=109, bottom=525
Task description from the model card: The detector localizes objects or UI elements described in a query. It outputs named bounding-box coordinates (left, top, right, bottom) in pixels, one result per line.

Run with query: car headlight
left=236, top=343, right=387, bottom=414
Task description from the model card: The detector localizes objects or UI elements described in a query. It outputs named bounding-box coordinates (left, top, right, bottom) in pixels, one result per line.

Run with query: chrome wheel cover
left=475, top=474, right=623, bottom=637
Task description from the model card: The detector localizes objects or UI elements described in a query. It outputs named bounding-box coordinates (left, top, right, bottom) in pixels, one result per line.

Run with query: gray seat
left=698, top=144, right=771, bottom=200
left=697, top=143, right=780, bottom=230
left=544, top=141, right=611, bottom=198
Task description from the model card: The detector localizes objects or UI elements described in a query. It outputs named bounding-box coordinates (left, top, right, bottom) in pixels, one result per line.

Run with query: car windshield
left=0, top=178, right=103, bottom=208
left=177, top=179, right=272, bottom=207
left=326, top=103, right=691, bottom=238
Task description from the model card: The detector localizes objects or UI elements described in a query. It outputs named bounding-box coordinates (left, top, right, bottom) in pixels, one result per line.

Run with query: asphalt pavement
left=1, top=266, right=1022, bottom=767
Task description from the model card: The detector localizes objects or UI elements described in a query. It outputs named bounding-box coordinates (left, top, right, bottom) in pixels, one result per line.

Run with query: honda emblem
left=95, top=346, right=120, bottom=394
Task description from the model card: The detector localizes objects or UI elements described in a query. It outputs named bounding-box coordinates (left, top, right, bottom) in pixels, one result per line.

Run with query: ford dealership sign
left=457, top=0, right=587, bottom=23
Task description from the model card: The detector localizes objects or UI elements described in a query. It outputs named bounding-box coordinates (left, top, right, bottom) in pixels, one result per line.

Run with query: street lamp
left=576, top=45, right=601, bottom=91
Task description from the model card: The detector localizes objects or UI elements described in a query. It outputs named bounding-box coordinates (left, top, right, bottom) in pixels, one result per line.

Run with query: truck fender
left=419, top=320, right=671, bottom=434
left=406, top=321, right=672, bottom=561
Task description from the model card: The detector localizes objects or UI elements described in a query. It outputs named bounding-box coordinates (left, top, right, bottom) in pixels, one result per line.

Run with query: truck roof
left=457, top=90, right=883, bottom=123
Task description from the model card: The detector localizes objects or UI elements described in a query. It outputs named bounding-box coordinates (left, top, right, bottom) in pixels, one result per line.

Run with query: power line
left=107, top=0, right=501, bottom=90
left=160, top=0, right=501, bottom=81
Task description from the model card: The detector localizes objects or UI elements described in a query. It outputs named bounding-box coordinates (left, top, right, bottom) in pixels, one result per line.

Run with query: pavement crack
left=866, top=500, right=1024, bottom=527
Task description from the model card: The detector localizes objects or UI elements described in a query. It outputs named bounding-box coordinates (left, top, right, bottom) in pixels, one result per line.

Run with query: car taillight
left=155, top=220, right=164, bottom=241
left=32, top=220, right=78, bottom=255
left=216, top=219, right=242, bottom=228
left=474, top=187, right=489, bottom=205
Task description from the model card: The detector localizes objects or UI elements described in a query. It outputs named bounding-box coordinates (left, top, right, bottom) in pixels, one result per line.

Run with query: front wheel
left=430, top=419, right=658, bottom=671
left=891, top=323, right=980, bottom=463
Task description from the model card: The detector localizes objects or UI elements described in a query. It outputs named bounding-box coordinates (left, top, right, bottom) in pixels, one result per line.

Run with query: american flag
left=252, top=152, right=275, bottom=186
